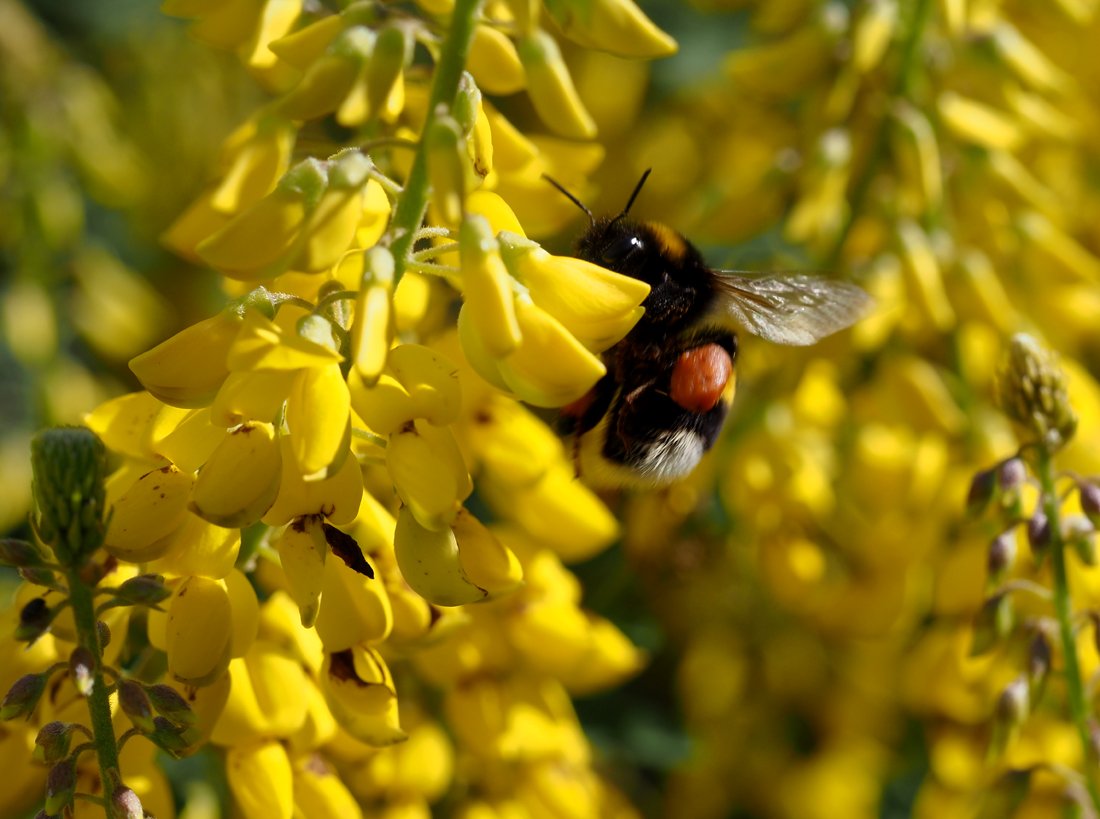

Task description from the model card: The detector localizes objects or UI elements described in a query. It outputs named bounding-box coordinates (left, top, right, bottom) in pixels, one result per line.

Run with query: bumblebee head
left=545, top=169, right=658, bottom=275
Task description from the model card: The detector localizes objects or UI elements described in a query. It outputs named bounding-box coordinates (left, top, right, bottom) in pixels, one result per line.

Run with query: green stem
left=823, top=0, right=933, bottom=270
left=1038, top=448, right=1100, bottom=811
left=66, top=568, right=123, bottom=818
left=387, top=0, right=483, bottom=284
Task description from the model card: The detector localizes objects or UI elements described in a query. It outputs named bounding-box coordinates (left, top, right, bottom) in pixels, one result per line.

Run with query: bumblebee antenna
left=543, top=175, right=595, bottom=225
left=621, top=168, right=652, bottom=216
left=609, top=168, right=652, bottom=226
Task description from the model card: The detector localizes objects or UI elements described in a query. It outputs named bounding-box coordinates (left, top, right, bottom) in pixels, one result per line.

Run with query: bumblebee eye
left=601, top=234, right=644, bottom=265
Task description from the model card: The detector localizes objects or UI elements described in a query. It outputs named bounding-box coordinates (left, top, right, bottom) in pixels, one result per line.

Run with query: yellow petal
left=105, top=464, right=193, bottom=563
left=502, top=240, right=649, bottom=352
left=544, top=0, right=677, bottom=58
left=314, top=547, right=393, bottom=650
left=227, top=741, right=293, bottom=819
left=459, top=215, right=522, bottom=357
left=497, top=296, right=606, bottom=407
left=263, top=434, right=364, bottom=526
left=196, top=187, right=308, bottom=279
left=286, top=363, right=352, bottom=479
left=129, top=310, right=243, bottom=408
left=468, top=24, right=525, bottom=94
left=517, top=30, right=596, bottom=140
left=147, top=511, right=241, bottom=579
left=227, top=308, right=343, bottom=372
left=190, top=422, right=283, bottom=528
left=387, top=420, right=471, bottom=531
left=166, top=575, right=233, bottom=685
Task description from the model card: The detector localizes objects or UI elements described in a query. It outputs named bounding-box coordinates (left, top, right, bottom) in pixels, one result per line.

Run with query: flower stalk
left=24, top=428, right=127, bottom=817
left=388, top=0, right=483, bottom=284
left=66, top=565, right=124, bottom=814
left=1037, top=447, right=1100, bottom=811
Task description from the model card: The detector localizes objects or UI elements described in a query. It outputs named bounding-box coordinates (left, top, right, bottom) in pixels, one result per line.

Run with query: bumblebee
left=553, top=171, right=872, bottom=488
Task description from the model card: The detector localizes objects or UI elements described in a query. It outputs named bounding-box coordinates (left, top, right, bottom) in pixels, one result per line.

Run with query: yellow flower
left=499, top=232, right=649, bottom=352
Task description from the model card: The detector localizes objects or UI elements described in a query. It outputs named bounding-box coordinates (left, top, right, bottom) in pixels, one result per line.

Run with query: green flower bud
left=426, top=114, right=468, bottom=226
left=994, top=334, right=1077, bottom=451
left=97, top=620, right=112, bottom=650
left=1063, top=514, right=1097, bottom=566
left=1, top=672, right=48, bottom=720
left=453, top=71, right=482, bottom=136
left=118, top=680, right=156, bottom=734
left=149, top=716, right=193, bottom=757
left=45, top=757, right=77, bottom=816
left=34, top=721, right=75, bottom=764
left=31, top=426, right=109, bottom=568
left=145, top=684, right=197, bottom=728
left=297, top=313, right=341, bottom=352
left=237, top=286, right=278, bottom=320
left=278, top=157, right=329, bottom=210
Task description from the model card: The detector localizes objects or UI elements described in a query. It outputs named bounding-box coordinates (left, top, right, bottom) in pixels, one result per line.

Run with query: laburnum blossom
left=0, top=0, right=669, bottom=813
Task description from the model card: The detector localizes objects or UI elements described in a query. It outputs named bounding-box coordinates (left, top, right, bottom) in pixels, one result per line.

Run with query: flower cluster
left=577, top=0, right=1100, bottom=816
left=2, top=0, right=670, bottom=816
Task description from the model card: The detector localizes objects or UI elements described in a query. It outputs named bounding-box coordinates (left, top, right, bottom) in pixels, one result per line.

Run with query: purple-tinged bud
left=989, top=676, right=1030, bottom=760
left=110, top=574, right=172, bottom=608
left=1, top=672, right=47, bottom=720
left=15, top=597, right=54, bottom=644
left=145, top=684, right=197, bottom=728
left=44, top=757, right=76, bottom=816
left=33, top=721, right=75, bottom=764
left=1027, top=510, right=1052, bottom=562
left=996, top=458, right=1026, bottom=518
left=997, top=457, right=1027, bottom=492
left=1081, top=480, right=1100, bottom=527
left=0, top=538, right=46, bottom=568
left=18, top=566, right=64, bottom=592
left=987, top=529, right=1017, bottom=585
left=97, top=620, right=111, bottom=650
left=967, top=467, right=996, bottom=517
left=118, top=680, right=156, bottom=734
left=112, top=784, right=144, bottom=819
left=1027, top=631, right=1051, bottom=702
left=69, top=646, right=96, bottom=697
left=997, top=675, right=1030, bottom=724
left=970, top=593, right=1014, bottom=656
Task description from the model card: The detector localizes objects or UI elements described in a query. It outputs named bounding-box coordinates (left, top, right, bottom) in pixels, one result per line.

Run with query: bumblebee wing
left=710, top=272, right=872, bottom=346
